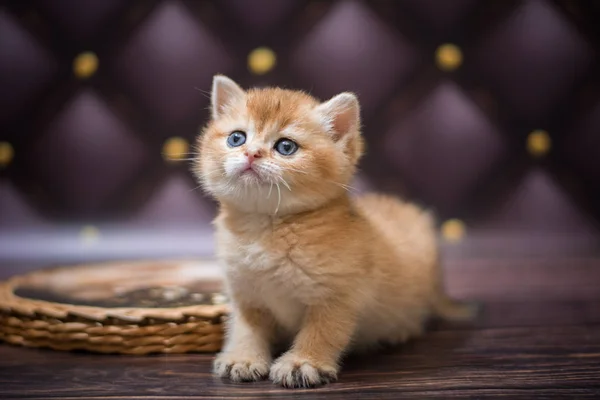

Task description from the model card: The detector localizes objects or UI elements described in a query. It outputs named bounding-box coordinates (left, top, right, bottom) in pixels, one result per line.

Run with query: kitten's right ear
left=211, top=75, right=245, bottom=119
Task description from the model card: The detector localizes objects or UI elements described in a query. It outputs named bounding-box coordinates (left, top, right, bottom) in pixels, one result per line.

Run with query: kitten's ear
left=316, top=92, right=360, bottom=141
left=211, top=75, right=245, bottom=119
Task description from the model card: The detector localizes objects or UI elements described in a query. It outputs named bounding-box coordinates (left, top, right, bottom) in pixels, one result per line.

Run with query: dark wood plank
left=1, top=323, right=599, bottom=399
left=7, top=390, right=600, bottom=400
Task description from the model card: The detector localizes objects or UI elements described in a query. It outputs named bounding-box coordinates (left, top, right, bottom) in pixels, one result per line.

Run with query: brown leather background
left=1, top=0, right=599, bottom=268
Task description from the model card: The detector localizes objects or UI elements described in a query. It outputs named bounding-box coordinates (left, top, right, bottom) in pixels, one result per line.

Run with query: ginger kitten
left=194, top=75, right=476, bottom=388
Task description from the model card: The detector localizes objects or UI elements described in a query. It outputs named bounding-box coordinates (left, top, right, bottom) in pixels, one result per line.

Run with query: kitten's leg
left=269, top=300, right=356, bottom=388
left=214, top=305, right=274, bottom=382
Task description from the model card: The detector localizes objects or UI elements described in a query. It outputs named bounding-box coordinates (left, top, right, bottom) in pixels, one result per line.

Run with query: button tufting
left=73, top=52, right=98, bottom=79
left=436, top=44, right=462, bottom=72
left=0, top=0, right=597, bottom=237
left=248, top=47, right=276, bottom=75
left=0, top=142, right=14, bottom=168
left=527, top=130, right=551, bottom=158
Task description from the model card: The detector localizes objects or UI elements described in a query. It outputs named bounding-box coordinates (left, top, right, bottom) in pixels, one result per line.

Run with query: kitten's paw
left=269, top=353, right=338, bottom=388
left=213, top=352, right=270, bottom=382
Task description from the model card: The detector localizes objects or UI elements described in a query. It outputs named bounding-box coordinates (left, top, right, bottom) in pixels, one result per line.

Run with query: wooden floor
left=1, top=257, right=600, bottom=399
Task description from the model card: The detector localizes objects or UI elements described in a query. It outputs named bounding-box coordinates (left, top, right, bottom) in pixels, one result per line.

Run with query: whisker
left=336, top=182, right=357, bottom=191
left=201, top=169, right=224, bottom=178
left=279, top=176, right=291, bottom=192
left=189, top=184, right=204, bottom=192
left=161, top=151, right=200, bottom=156
left=194, top=87, right=211, bottom=100
left=279, top=166, right=309, bottom=175
left=275, top=183, right=281, bottom=215
left=165, top=157, right=197, bottom=162
left=279, top=166, right=357, bottom=192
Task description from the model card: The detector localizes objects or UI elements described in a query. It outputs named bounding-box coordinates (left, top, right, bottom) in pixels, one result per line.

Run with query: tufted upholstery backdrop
left=1, top=0, right=599, bottom=268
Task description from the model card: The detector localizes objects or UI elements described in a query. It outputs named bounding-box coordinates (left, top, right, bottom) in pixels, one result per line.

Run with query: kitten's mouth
left=239, top=168, right=263, bottom=181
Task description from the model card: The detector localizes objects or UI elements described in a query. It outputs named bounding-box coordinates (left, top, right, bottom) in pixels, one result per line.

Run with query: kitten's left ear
left=211, top=75, right=245, bottom=119
left=316, top=92, right=360, bottom=141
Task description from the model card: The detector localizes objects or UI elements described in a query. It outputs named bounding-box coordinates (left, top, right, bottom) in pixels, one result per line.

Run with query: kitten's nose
left=244, top=150, right=262, bottom=164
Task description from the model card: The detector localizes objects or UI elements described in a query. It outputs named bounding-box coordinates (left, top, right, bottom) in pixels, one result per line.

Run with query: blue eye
left=275, top=139, right=298, bottom=156
left=227, top=131, right=246, bottom=147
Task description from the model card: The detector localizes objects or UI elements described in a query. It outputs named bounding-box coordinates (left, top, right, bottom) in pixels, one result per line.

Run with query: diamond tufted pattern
left=36, top=0, right=124, bottom=42
left=0, top=10, right=57, bottom=127
left=291, top=0, right=417, bottom=116
left=565, top=97, right=600, bottom=189
left=223, top=0, right=300, bottom=33
left=0, top=0, right=599, bottom=256
left=470, top=0, right=593, bottom=121
left=383, top=81, right=507, bottom=213
left=129, top=173, right=216, bottom=228
left=27, top=90, right=149, bottom=215
left=114, top=1, right=233, bottom=124
left=401, top=0, right=478, bottom=34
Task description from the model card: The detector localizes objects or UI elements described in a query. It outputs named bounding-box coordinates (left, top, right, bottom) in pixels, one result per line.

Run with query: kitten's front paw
left=213, top=352, right=270, bottom=382
left=269, top=353, right=338, bottom=388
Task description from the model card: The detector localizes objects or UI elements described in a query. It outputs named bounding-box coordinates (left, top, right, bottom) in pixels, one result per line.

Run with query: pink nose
left=244, top=150, right=262, bottom=164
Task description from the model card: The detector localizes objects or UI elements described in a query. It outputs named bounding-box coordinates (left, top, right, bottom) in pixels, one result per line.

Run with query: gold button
left=527, top=130, right=551, bottom=157
left=441, top=219, right=466, bottom=242
left=73, top=51, right=98, bottom=79
left=436, top=44, right=463, bottom=72
left=163, top=136, right=190, bottom=162
left=80, top=225, right=100, bottom=244
left=248, top=47, right=276, bottom=75
left=0, top=142, right=14, bottom=168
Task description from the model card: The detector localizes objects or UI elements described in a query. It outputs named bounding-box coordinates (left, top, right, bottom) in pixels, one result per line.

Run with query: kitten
left=193, top=75, right=477, bottom=388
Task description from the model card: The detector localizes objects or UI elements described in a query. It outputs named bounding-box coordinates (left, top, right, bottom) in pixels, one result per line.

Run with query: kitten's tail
left=432, top=293, right=480, bottom=322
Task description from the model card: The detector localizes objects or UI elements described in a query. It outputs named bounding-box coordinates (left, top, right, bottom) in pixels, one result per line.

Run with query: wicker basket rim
left=0, top=259, right=229, bottom=324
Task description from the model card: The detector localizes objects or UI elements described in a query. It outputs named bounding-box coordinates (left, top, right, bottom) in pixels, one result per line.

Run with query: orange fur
left=193, top=75, right=476, bottom=388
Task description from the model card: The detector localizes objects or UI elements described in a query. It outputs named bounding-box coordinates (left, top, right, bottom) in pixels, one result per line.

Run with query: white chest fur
left=229, top=260, right=306, bottom=333
left=216, top=221, right=323, bottom=333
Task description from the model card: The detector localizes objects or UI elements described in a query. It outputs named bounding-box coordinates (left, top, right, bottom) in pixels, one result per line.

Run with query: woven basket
left=0, top=259, right=230, bottom=355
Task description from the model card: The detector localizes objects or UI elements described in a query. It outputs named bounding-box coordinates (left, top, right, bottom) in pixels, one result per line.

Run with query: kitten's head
left=194, top=75, right=363, bottom=215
